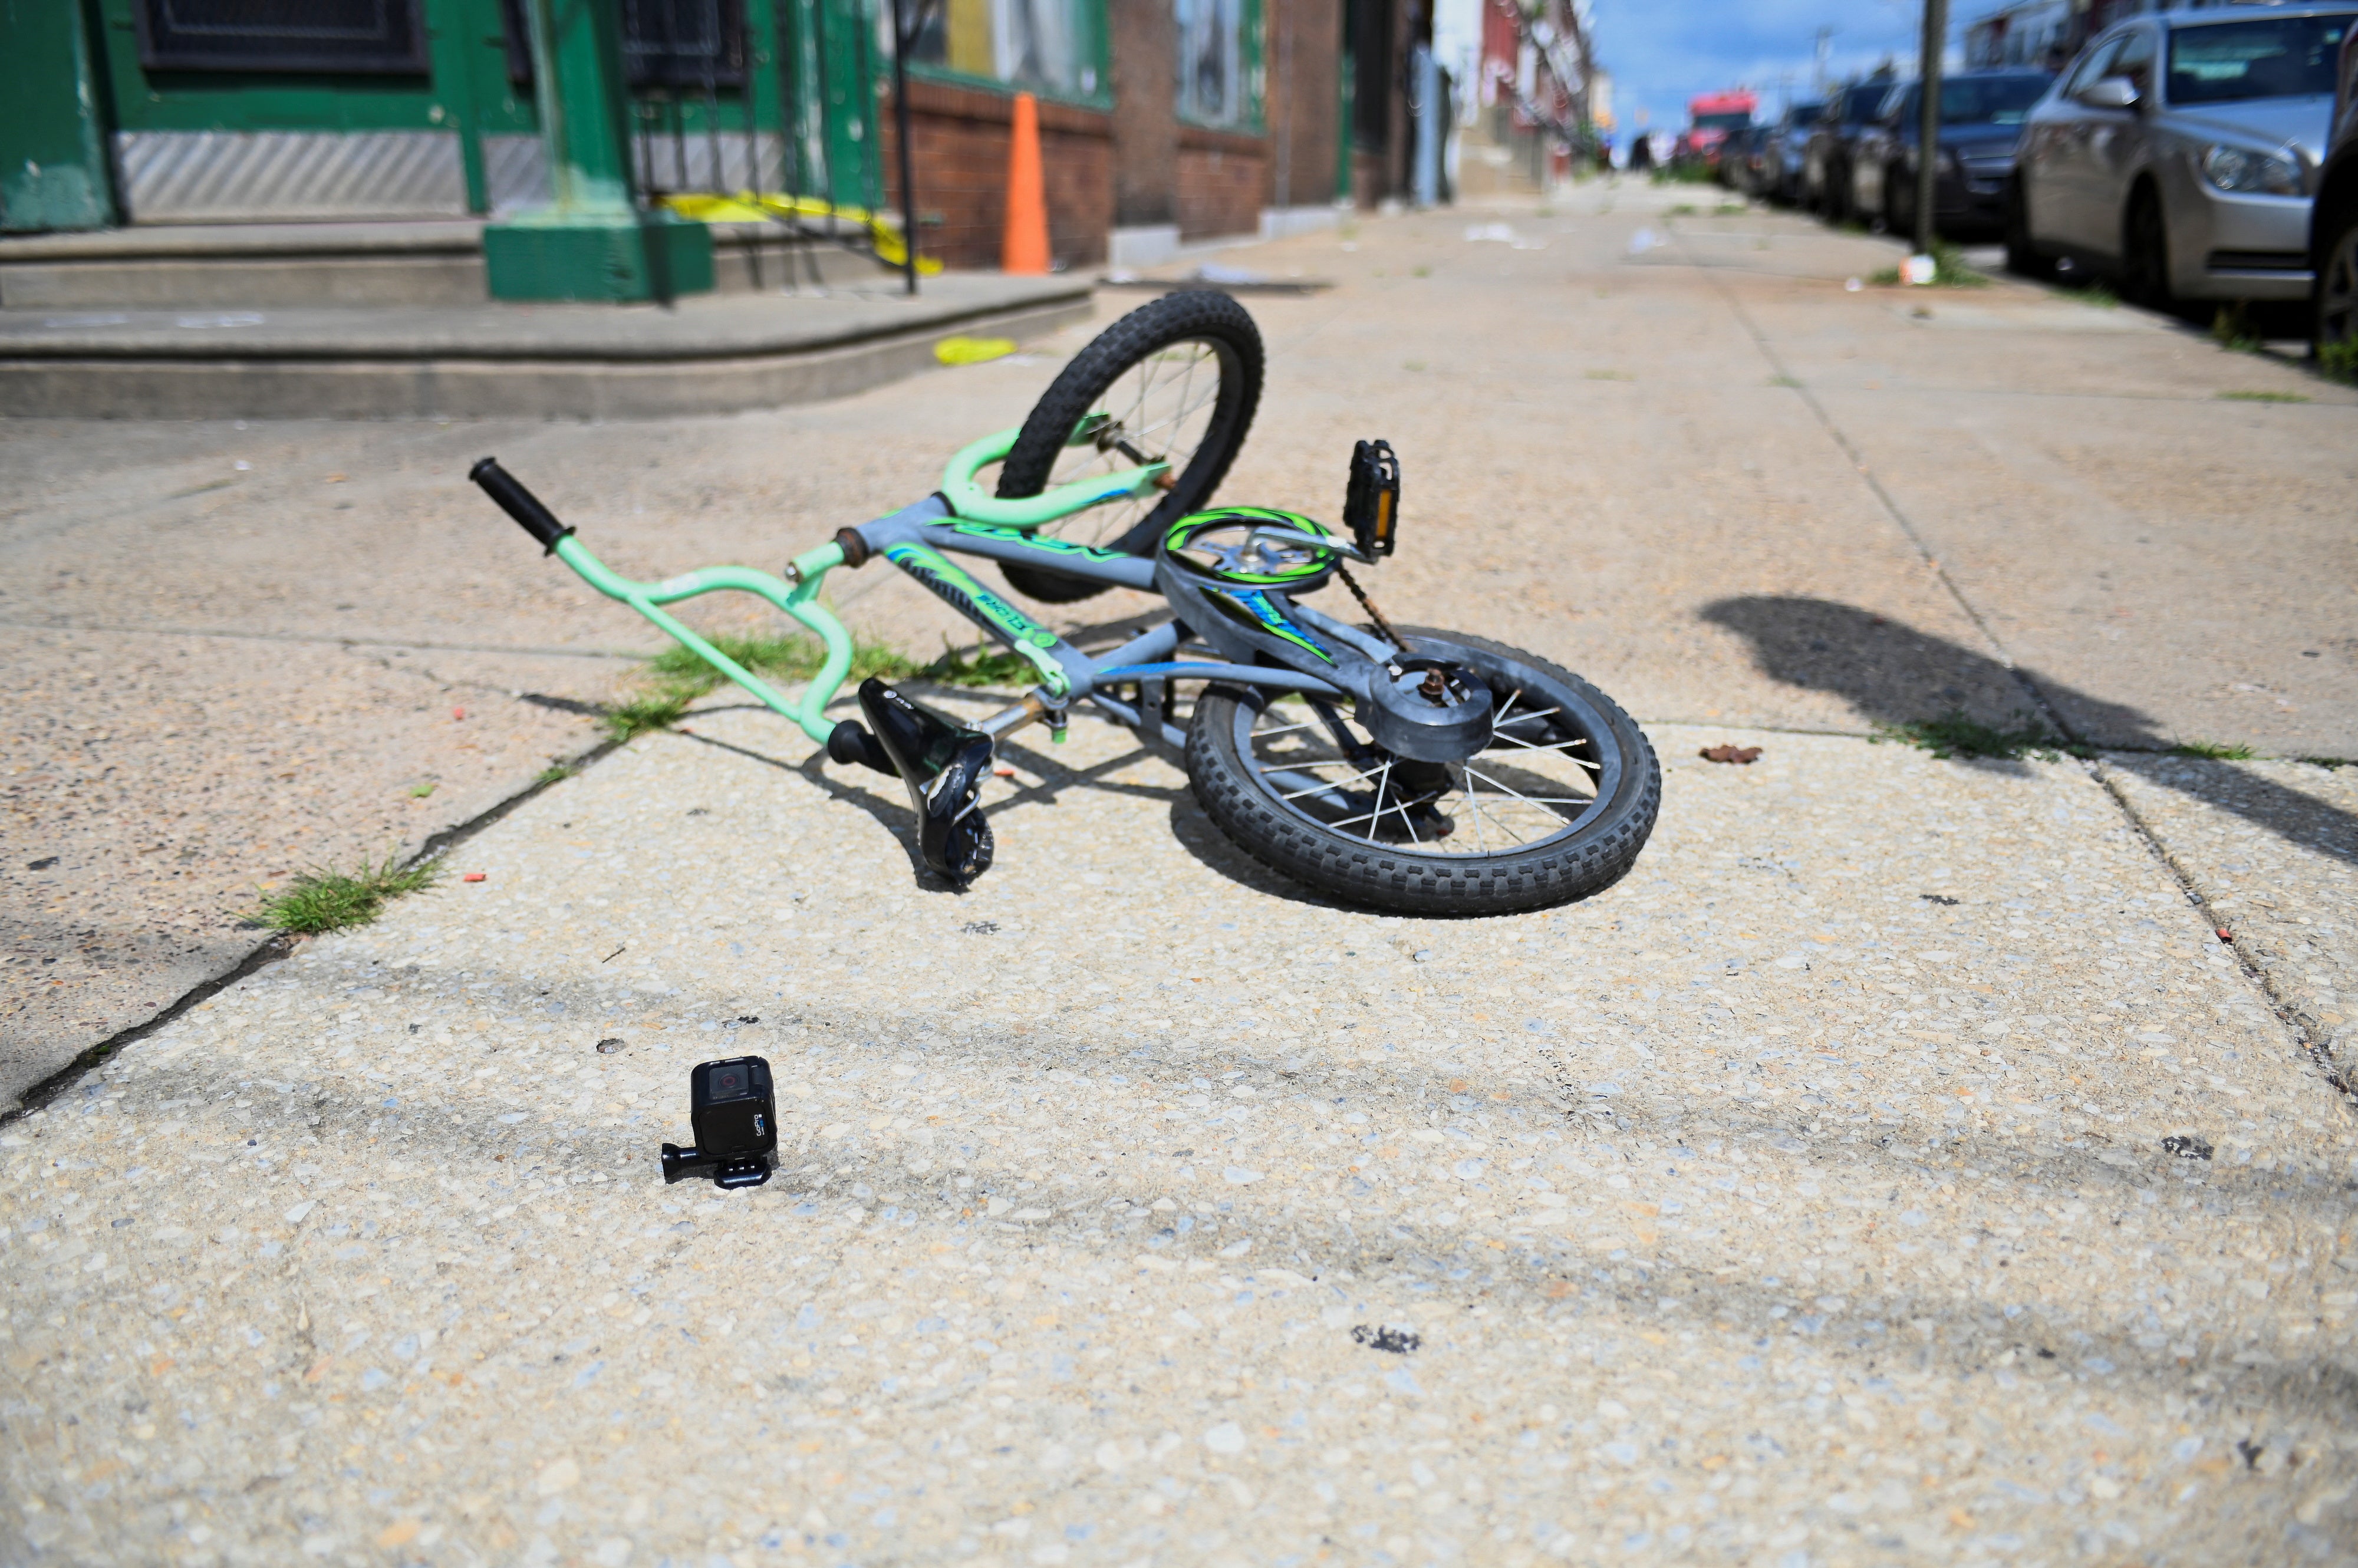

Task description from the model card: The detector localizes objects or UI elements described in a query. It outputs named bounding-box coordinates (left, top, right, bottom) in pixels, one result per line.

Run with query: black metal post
left=890, top=0, right=920, bottom=295
left=1915, top=0, right=1948, bottom=258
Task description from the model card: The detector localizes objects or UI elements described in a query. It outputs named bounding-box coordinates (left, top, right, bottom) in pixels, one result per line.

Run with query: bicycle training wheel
left=1184, top=628, right=1661, bottom=915
left=993, top=291, right=1263, bottom=604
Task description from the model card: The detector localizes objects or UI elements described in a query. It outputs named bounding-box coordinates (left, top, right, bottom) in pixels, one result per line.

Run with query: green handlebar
left=938, top=426, right=1169, bottom=527
left=554, top=535, right=851, bottom=745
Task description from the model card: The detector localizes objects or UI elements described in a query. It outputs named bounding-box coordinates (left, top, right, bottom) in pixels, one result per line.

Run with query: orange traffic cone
left=1002, top=92, right=1050, bottom=275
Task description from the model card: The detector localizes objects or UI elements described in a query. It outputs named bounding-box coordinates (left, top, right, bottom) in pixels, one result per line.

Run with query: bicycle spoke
left=1461, top=765, right=1489, bottom=853
left=1281, top=763, right=1386, bottom=800
left=1461, top=765, right=1585, bottom=808
left=1455, top=782, right=1533, bottom=846
left=1359, top=759, right=1393, bottom=843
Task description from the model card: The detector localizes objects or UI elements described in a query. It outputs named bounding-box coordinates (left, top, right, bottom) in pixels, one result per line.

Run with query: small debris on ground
left=1352, top=1325, right=1421, bottom=1354
left=1701, top=745, right=1762, bottom=765
left=2161, top=1135, right=2214, bottom=1161
left=462, top=872, right=486, bottom=883
left=595, top=1037, right=625, bottom=1055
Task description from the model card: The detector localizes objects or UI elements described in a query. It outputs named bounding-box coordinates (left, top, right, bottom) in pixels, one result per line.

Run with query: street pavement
left=4, top=183, right=2357, bottom=1564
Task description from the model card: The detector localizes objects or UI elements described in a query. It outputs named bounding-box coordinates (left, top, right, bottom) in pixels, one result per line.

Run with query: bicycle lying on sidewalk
left=471, top=294, right=1659, bottom=915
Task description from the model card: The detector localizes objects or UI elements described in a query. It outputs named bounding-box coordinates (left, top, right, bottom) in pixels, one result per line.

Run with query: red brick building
left=879, top=0, right=1420, bottom=269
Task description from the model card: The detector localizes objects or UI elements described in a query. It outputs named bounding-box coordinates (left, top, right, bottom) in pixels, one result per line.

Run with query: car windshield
left=2167, top=15, right=2348, bottom=104
left=1845, top=83, right=1893, bottom=122
left=1693, top=111, right=1753, bottom=133
left=1931, top=74, right=2050, bottom=123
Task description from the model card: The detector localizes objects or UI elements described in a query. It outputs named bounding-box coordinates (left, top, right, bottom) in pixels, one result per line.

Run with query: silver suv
left=2008, top=4, right=2355, bottom=308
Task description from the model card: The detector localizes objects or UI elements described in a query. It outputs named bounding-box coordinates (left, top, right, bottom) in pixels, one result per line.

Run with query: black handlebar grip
left=469, top=457, right=574, bottom=554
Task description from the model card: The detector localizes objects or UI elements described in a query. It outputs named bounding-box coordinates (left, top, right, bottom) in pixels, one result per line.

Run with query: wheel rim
left=1226, top=643, right=1626, bottom=861
left=2323, top=226, right=2358, bottom=348
left=1036, top=337, right=1238, bottom=549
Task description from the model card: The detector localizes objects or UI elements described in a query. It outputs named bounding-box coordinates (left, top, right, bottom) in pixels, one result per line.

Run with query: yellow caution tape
left=658, top=192, right=944, bottom=275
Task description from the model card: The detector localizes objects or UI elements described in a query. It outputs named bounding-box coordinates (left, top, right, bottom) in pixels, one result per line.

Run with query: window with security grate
left=133, top=0, right=430, bottom=74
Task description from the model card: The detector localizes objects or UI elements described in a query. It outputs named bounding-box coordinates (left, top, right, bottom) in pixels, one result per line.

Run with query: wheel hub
left=1360, top=658, right=1493, bottom=763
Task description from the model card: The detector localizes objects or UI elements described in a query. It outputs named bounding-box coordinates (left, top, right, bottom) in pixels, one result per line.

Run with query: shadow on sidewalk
left=1701, top=594, right=2358, bottom=871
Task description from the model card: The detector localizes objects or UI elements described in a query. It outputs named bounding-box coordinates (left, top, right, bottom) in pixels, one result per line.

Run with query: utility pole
left=1914, top=0, right=1947, bottom=256
left=1813, top=27, right=1832, bottom=97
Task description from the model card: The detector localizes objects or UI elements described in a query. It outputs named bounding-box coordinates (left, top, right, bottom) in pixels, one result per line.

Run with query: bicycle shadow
left=1700, top=594, right=2358, bottom=870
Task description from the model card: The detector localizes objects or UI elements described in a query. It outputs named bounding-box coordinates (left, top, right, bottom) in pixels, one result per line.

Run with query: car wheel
left=2123, top=186, right=2175, bottom=312
left=2004, top=176, right=2057, bottom=279
left=2317, top=202, right=2358, bottom=371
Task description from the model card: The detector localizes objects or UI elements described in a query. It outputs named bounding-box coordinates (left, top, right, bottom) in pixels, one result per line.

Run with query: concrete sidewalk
left=4, top=182, right=2357, bottom=1562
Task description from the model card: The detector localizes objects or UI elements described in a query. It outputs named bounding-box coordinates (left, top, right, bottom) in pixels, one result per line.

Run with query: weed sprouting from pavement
left=250, top=856, right=439, bottom=934
left=2174, top=739, right=2257, bottom=761
left=2212, top=304, right=2263, bottom=353
left=1714, top=202, right=1747, bottom=217
left=2320, top=337, right=2358, bottom=385
left=2217, top=390, right=2308, bottom=403
left=609, top=633, right=921, bottom=740
left=1873, top=710, right=2065, bottom=761
left=1870, top=243, right=1989, bottom=289
left=533, top=763, right=579, bottom=786
left=608, top=626, right=1076, bottom=740
left=921, top=641, right=1046, bottom=689
left=2057, top=279, right=2118, bottom=308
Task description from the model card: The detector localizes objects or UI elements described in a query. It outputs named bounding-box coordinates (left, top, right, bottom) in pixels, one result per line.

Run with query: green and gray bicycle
left=471, top=293, right=1658, bottom=914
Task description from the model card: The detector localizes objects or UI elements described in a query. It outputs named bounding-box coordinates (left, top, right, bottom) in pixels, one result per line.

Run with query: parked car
left=1849, top=70, right=2054, bottom=236
left=1763, top=100, right=1827, bottom=205
left=1724, top=124, right=1773, bottom=196
left=2307, top=14, right=2358, bottom=358
left=1804, top=75, right=1900, bottom=220
left=2010, top=4, right=2354, bottom=309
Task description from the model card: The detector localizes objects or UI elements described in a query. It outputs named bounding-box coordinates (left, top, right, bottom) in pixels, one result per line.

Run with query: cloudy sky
left=1596, top=0, right=1951, bottom=133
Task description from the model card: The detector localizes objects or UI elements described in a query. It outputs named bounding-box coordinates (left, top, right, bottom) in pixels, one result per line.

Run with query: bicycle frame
left=546, top=424, right=1359, bottom=753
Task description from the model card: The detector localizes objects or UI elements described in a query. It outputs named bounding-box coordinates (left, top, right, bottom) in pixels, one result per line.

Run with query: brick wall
left=879, top=78, right=1115, bottom=271
left=1175, top=126, right=1268, bottom=241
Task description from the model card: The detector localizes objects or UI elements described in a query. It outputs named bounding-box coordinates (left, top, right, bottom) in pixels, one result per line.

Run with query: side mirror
left=2080, top=76, right=2140, bottom=110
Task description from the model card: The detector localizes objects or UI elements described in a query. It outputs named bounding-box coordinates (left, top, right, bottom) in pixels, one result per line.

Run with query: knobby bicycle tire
left=994, top=291, right=1264, bottom=604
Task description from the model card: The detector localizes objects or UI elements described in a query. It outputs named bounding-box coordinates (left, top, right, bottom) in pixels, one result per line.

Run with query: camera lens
left=710, top=1066, right=746, bottom=1099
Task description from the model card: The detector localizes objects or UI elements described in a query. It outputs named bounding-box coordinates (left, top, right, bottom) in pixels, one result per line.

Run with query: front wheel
left=993, top=290, right=1264, bottom=604
left=2123, top=187, right=2175, bottom=312
left=1184, top=628, right=1661, bottom=915
left=2004, top=176, right=2056, bottom=280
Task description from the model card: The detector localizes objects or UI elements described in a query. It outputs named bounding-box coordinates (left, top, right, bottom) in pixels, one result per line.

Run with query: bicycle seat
left=854, top=678, right=997, bottom=886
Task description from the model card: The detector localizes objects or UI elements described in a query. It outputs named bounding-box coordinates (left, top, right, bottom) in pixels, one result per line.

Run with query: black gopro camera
left=660, top=1056, right=777, bottom=1190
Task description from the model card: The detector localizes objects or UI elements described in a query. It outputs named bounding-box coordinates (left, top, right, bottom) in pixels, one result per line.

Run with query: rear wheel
left=1184, top=628, right=1660, bottom=915
left=2004, top=176, right=2057, bottom=279
left=992, top=291, right=1263, bottom=604
left=2123, top=186, right=2175, bottom=312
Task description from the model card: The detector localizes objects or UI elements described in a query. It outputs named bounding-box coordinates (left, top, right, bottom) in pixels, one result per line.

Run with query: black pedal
left=1343, top=439, right=1401, bottom=559
left=856, top=678, right=997, bottom=887
left=659, top=1056, right=777, bottom=1189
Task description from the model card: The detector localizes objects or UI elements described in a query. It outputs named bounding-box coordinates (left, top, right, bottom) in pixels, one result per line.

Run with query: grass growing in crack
left=250, top=856, right=439, bottom=934
left=2218, top=389, right=2309, bottom=403
left=533, top=763, right=579, bottom=786
left=1869, top=243, right=1989, bottom=289
left=2056, top=279, right=2119, bottom=308
left=2212, top=304, right=2263, bottom=353
left=2320, top=337, right=2358, bottom=386
left=1872, top=710, right=2064, bottom=761
left=610, top=627, right=1075, bottom=740
left=2174, top=739, right=2256, bottom=761
left=608, top=632, right=922, bottom=740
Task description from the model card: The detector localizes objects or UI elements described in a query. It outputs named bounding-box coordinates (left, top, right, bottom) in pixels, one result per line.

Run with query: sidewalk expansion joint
left=0, top=730, right=622, bottom=1126
left=1685, top=232, right=2354, bottom=1111
left=0, top=617, right=650, bottom=662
